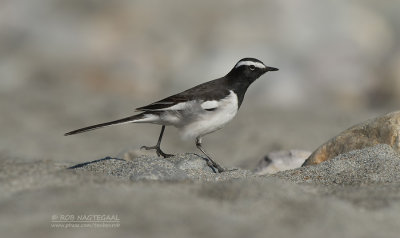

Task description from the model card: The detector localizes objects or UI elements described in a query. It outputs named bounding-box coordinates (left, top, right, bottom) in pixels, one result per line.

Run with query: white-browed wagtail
left=65, top=58, right=278, bottom=172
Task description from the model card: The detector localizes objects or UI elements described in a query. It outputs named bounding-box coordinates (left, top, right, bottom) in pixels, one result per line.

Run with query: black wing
left=136, top=77, right=230, bottom=111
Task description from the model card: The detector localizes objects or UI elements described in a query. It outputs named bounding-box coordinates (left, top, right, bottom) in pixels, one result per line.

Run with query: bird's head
left=228, top=58, right=278, bottom=83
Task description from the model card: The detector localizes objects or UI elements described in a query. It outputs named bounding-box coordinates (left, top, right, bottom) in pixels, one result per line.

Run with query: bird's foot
left=212, top=163, right=225, bottom=173
left=140, top=145, right=174, bottom=158
left=203, top=158, right=225, bottom=173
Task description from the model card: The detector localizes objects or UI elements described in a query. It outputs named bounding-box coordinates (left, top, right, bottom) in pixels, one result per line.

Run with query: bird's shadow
left=67, top=156, right=125, bottom=169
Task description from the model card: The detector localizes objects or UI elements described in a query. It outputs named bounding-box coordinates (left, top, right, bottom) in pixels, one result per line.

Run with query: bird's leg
left=141, top=125, right=173, bottom=158
left=195, top=137, right=225, bottom=173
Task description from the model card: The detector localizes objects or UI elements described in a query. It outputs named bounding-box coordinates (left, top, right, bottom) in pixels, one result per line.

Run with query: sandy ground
left=1, top=145, right=400, bottom=238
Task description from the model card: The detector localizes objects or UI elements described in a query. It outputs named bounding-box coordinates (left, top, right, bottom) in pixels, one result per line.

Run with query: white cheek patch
left=235, top=61, right=266, bottom=69
left=201, top=100, right=218, bottom=110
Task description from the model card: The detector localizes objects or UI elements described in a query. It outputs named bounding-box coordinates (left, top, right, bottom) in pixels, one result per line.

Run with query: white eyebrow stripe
left=235, top=61, right=266, bottom=69
left=201, top=100, right=219, bottom=110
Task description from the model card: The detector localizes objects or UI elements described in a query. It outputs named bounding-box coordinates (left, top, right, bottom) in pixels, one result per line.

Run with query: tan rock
left=302, top=111, right=400, bottom=166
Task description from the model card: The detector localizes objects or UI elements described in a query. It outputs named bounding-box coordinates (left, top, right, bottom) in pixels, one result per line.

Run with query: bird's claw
left=140, top=145, right=174, bottom=158
left=202, top=157, right=225, bottom=173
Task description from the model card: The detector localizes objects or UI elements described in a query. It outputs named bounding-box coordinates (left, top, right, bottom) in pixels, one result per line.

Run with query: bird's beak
left=264, top=66, right=279, bottom=72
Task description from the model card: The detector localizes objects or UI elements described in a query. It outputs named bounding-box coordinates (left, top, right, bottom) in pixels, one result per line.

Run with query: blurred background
left=1, top=0, right=400, bottom=168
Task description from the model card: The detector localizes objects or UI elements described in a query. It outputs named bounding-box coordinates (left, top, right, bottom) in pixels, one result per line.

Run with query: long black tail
left=64, top=113, right=146, bottom=136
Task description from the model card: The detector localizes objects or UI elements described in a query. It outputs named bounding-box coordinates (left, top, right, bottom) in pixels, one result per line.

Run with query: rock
left=273, top=144, right=400, bottom=209
left=303, top=111, right=400, bottom=166
left=128, top=157, right=190, bottom=181
left=70, top=153, right=251, bottom=181
left=254, top=150, right=311, bottom=175
left=118, top=149, right=156, bottom=161
left=275, top=144, right=400, bottom=186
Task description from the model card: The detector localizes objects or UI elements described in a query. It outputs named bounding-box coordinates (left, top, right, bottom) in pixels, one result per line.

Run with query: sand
left=1, top=144, right=400, bottom=238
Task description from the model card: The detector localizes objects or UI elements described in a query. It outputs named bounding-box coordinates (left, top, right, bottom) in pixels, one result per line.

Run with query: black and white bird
left=65, top=58, right=278, bottom=172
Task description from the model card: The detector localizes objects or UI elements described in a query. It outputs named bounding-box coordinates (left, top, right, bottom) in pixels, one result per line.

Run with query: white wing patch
left=201, top=100, right=218, bottom=110
left=235, top=61, right=266, bottom=69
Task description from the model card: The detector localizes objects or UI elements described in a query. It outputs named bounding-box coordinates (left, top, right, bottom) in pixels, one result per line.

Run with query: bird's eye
left=249, top=65, right=255, bottom=70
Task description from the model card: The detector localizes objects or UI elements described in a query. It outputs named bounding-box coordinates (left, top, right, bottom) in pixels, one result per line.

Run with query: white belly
left=179, top=91, right=238, bottom=139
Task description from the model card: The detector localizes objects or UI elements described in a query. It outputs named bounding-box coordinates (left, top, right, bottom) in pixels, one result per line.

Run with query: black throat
left=225, top=72, right=254, bottom=108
